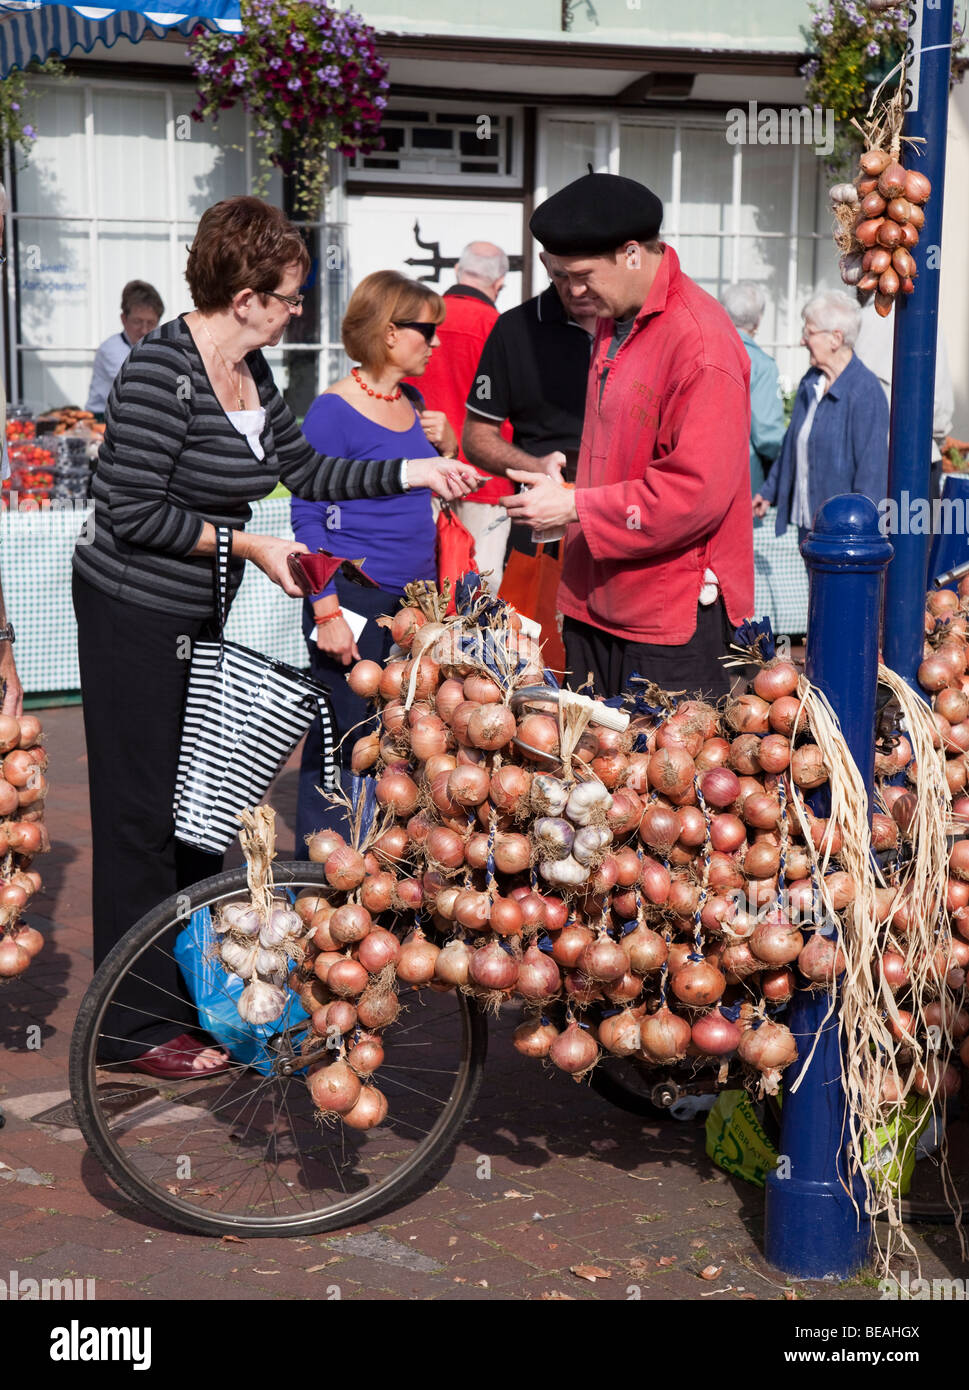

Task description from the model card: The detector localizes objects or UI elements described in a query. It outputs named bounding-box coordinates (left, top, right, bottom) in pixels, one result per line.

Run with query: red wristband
left=314, top=610, right=343, bottom=627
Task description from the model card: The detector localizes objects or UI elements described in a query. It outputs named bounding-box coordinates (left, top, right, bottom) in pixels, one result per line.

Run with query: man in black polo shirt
left=462, top=252, right=597, bottom=556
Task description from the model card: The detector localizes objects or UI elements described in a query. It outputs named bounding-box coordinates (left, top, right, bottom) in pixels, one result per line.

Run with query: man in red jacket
left=407, top=242, right=512, bottom=594
left=504, top=173, right=753, bottom=698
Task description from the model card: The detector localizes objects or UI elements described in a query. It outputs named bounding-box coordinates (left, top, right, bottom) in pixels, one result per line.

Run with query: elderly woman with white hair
left=753, top=289, right=888, bottom=541
left=721, top=280, right=786, bottom=493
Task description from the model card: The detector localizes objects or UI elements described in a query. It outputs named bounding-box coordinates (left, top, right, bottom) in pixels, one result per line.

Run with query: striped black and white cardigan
left=72, top=315, right=407, bottom=619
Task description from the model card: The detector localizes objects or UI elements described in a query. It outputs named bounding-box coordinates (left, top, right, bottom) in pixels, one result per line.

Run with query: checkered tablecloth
left=3, top=497, right=307, bottom=696
left=2, top=499, right=810, bottom=697
left=752, top=509, right=809, bottom=638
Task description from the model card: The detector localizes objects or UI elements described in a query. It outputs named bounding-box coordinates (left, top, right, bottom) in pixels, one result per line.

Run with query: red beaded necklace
left=351, top=366, right=401, bottom=402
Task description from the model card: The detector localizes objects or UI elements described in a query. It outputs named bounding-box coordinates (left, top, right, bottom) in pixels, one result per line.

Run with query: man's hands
left=406, top=458, right=484, bottom=500
left=502, top=471, right=578, bottom=530
left=541, top=451, right=567, bottom=483
left=239, top=534, right=309, bottom=596
left=418, top=410, right=459, bottom=459
left=0, top=644, right=22, bottom=717
left=752, top=494, right=770, bottom=518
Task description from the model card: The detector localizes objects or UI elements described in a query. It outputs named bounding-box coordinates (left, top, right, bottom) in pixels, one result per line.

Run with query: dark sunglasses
left=393, top=320, right=436, bottom=343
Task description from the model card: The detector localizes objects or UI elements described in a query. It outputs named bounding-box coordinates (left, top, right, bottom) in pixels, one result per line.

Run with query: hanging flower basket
left=802, top=2, right=966, bottom=175
left=188, top=0, right=389, bottom=217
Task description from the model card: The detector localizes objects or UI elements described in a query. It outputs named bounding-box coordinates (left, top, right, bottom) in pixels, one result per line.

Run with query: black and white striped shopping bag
left=173, top=528, right=338, bottom=854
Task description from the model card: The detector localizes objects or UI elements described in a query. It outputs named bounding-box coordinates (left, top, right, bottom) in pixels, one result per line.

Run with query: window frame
left=3, top=74, right=346, bottom=405
left=535, top=106, right=834, bottom=391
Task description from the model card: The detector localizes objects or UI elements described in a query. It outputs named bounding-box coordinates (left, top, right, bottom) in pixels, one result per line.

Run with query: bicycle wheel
left=69, top=862, right=487, bottom=1238
left=588, top=1056, right=677, bottom=1117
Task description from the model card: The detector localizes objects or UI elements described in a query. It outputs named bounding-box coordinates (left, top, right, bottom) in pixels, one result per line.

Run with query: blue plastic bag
left=173, top=905, right=310, bottom=1076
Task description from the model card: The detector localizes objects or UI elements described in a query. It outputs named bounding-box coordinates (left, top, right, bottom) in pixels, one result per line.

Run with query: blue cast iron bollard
left=764, top=495, right=892, bottom=1278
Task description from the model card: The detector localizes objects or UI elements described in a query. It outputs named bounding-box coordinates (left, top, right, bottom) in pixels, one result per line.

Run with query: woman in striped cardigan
left=71, top=197, right=480, bottom=1078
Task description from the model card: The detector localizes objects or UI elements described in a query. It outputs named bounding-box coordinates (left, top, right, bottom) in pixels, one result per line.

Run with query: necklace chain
left=351, top=366, right=401, bottom=402
left=200, top=317, right=246, bottom=411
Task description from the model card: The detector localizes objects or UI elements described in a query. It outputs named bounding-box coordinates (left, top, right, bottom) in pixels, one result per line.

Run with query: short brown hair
left=185, top=196, right=310, bottom=313
left=342, top=270, right=445, bottom=370
left=121, top=279, right=164, bottom=319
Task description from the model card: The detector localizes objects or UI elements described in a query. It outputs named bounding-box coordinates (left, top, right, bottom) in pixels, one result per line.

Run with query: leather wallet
left=287, top=550, right=378, bottom=596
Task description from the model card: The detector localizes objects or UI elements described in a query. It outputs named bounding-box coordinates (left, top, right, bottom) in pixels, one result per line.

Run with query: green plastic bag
left=706, top=1088, right=932, bottom=1196
left=862, top=1095, right=932, bottom=1197
left=705, top=1090, right=778, bottom=1188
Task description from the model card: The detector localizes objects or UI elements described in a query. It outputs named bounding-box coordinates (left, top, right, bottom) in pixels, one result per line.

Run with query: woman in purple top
left=293, top=270, right=462, bottom=848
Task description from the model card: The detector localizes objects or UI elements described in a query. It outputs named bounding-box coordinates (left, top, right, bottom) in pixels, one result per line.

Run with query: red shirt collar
left=634, top=242, right=678, bottom=324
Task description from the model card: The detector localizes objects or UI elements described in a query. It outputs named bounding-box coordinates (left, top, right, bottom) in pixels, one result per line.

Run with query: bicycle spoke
left=73, top=867, right=483, bottom=1234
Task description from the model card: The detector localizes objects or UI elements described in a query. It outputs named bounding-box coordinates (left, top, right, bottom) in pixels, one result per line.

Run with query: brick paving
left=0, top=704, right=967, bottom=1303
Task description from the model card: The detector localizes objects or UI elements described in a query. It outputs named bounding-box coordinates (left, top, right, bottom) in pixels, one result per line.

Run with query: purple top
left=292, top=393, right=437, bottom=598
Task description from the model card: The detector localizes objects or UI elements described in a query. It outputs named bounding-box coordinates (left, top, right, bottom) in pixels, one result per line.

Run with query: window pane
left=15, top=218, right=92, bottom=409
left=19, top=352, right=91, bottom=415
left=739, top=143, right=793, bottom=237
left=17, top=85, right=89, bottom=217
left=680, top=128, right=734, bottom=234
left=96, top=221, right=170, bottom=339
left=618, top=125, right=674, bottom=209
left=732, top=232, right=790, bottom=366
left=545, top=120, right=598, bottom=195
left=669, top=234, right=732, bottom=297
left=173, top=104, right=247, bottom=221
left=94, top=90, right=169, bottom=219
left=800, top=150, right=829, bottom=240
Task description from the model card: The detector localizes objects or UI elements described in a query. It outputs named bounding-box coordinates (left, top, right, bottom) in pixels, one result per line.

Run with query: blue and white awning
left=0, top=1, right=241, bottom=76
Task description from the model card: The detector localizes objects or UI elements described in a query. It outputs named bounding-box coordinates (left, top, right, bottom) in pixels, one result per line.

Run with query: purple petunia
left=22, top=124, right=35, bottom=138
left=287, top=77, right=302, bottom=90
left=866, top=40, right=880, bottom=56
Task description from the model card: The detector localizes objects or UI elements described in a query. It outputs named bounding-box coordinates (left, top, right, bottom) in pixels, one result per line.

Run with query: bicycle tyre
left=69, top=862, right=487, bottom=1238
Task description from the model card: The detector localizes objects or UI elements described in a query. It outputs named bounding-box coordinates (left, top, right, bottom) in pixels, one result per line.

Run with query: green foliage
left=189, top=0, right=388, bottom=218
left=802, top=2, right=965, bottom=175
left=0, top=58, right=66, bottom=169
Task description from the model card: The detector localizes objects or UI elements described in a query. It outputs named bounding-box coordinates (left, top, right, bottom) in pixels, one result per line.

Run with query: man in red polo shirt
left=408, top=241, right=512, bottom=594
left=503, top=173, right=753, bottom=698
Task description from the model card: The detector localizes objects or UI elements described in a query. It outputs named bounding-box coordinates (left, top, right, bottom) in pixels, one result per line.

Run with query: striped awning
left=0, top=1, right=241, bottom=75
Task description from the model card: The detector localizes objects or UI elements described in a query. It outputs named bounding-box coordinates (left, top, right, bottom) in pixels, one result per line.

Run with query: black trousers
left=295, top=573, right=404, bottom=853
left=73, top=572, right=223, bottom=1058
left=562, top=600, right=733, bottom=701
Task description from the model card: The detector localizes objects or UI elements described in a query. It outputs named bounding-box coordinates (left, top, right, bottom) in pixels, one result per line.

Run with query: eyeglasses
left=393, top=321, right=437, bottom=343
left=802, top=326, right=834, bottom=339
left=265, top=289, right=305, bottom=310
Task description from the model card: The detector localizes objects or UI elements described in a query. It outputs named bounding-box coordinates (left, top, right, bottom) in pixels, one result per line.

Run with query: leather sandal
left=126, top=1032, right=230, bottom=1080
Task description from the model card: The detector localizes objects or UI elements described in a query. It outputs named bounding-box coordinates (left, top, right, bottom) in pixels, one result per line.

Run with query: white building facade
left=6, top=1, right=969, bottom=432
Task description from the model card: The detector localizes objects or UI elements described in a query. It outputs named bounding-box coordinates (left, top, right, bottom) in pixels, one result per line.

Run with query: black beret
left=529, top=173, right=663, bottom=255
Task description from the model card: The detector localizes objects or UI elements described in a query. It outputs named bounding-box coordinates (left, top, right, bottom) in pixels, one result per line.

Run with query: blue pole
left=882, top=0, right=955, bottom=688
left=764, top=495, right=892, bottom=1278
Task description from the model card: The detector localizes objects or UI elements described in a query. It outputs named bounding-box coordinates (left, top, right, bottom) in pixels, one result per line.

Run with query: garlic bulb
left=254, top=945, right=287, bottom=977
left=531, top=774, right=570, bottom=816
left=220, top=938, right=259, bottom=978
left=573, top=824, right=614, bottom=865
left=840, top=250, right=865, bottom=286
left=237, top=978, right=288, bottom=1025
left=260, top=906, right=301, bottom=947
left=532, top=816, right=574, bottom=859
left=566, top=779, right=613, bottom=825
left=539, top=854, right=590, bottom=888
left=829, top=182, right=860, bottom=206
left=218, top=901, right=262, bottom=937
